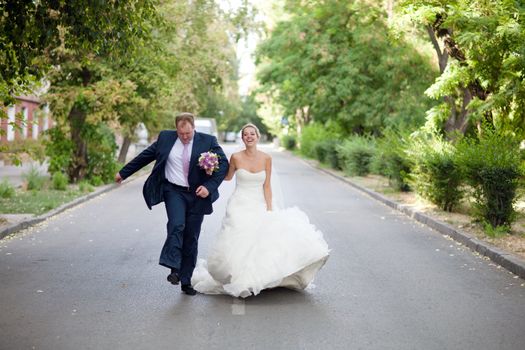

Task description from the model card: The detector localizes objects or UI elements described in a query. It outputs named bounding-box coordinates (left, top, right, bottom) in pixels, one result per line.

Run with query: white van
left=195, top=118, right=218, bottom=138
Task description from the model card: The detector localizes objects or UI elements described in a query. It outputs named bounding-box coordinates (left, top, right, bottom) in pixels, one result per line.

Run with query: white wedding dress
left=191, top=168, right=330, bottom=298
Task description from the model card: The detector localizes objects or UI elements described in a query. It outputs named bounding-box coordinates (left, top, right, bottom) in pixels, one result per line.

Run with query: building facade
left=1, top=96, right=52, bottom=142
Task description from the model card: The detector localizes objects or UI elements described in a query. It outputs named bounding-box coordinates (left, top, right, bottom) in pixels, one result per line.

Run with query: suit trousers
left=159, top=182, right=204, bottom=285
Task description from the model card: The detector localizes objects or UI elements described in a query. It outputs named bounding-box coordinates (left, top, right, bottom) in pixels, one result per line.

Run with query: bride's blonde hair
left=241, top=123, right=261, bottom=138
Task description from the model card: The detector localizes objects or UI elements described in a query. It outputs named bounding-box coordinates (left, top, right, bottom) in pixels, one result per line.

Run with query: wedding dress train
left=192, top=169, right=329, bottom=298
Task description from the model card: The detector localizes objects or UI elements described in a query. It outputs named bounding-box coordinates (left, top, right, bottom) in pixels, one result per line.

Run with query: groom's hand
left=115, top=172, right=123, bottom=184
left=195, top=185, right=209, bottom=198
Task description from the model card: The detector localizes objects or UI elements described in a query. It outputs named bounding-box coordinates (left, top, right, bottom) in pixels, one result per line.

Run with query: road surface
left=1, top=144, right=524, bottom=349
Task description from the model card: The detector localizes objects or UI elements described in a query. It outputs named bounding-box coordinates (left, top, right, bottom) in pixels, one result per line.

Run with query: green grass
left=0, top=189, right=84, bottom=215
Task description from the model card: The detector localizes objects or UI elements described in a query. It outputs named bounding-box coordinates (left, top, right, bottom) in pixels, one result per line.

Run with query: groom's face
left=177, top=122, right=195, bottom=144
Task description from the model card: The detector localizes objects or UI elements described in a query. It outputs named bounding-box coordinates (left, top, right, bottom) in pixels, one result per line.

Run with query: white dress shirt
left=165, top=136, right=194, bottom=187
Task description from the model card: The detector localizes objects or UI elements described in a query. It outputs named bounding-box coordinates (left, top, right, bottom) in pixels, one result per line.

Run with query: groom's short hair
left=175, top=113, right=195, bottom=128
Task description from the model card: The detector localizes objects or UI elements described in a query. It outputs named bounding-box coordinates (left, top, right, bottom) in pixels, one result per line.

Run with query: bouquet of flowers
left=198, top=151, right=220, bottom=175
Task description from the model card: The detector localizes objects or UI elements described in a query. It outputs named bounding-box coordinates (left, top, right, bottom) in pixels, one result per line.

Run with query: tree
left=256, top=0, right=436, bottom=136
left=0, top=0, right=155, bottom=105
left=402, top=0, right=525, bottom=138
left=1, top=0, right=156, bottom=180
left=44, top=0, right=242, bottom=180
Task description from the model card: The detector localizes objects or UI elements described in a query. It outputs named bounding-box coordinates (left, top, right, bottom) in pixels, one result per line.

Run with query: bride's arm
left=263, top=156, right=273, bottom=211
left=224, top=153, right=237, bottom=181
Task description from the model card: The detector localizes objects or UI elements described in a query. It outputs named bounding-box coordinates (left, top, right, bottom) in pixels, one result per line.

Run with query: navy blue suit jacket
left=118, top=130, right=228, bottom=215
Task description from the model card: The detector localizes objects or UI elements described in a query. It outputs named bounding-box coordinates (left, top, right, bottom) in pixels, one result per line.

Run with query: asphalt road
left=1, top=144, right=524, bottom=350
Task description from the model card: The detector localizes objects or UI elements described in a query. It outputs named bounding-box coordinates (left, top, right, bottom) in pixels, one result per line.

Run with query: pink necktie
left=182, top=143, right=190, bottom=179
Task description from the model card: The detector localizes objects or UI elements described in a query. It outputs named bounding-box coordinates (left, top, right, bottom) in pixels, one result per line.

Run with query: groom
left=115, top=113, right=228, bottom=295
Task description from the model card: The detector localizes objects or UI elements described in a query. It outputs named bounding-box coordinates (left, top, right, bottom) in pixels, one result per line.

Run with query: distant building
left=0, top=96, right=52, bottom=142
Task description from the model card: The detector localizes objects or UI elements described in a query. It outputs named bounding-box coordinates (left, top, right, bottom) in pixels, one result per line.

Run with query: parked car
left=224, top=131, right=237, bottom=142
left=194, top=118, right=218, bottom=138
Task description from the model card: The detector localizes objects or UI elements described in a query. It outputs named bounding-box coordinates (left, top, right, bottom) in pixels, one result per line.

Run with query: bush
left=0, top=179, right=15, bottom=198
left=312, top=140, right=340, bottom=168
left=44, top=127, right=74, bottom=175
left=336, top=135, right=376, bottom=176
left=89, top=176, right=104, bottom=187
left=408, top=135, right=463, bottom=212
left=85, top=124, right=120, bottom=184
left=299, top=123, right=338, bottom=158
left=78, top=181, right=94, bottom=193
left=23, top=167, right=47, bottom=191
left=45, top=124, right=119, bottom=184
left=456, top=129, right=523, bottom=228
left=281, top=134, right=297, bottom=150
left=3, top=139, right=46, bottom=163
left=371, top=130, right=412, bottom=191
left=51, top=172, right=69, bottom=191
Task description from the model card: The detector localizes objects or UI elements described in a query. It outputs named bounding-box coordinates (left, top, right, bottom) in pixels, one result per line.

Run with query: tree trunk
left=118, top=135, right=132, bottom=163
left=295, top=107, right=306, bottom=136
left=66, top=65, right=93, bottom=183
left=426, top=25, right=448, bottom=73
left=427, top=17, right=490, bottom=139
left=426, top=20, right=488, bottom=139
left=68, top=105, right=88, bottom=183
left=385, top=0, right=394, bottom=21
left=444, top=88, right=472, bottom=137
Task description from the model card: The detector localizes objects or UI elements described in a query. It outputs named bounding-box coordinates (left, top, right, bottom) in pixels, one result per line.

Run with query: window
left=32, top=110, right=39, bottom=139
left=7, top=106, right=15, bottom=141
left=21, top=107, right=28, bottom=138
left=43, top=104, right=50, bottom=131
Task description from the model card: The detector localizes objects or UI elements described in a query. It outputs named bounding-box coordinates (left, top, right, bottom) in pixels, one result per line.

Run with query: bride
left=191, top=123, right=329, bottom=298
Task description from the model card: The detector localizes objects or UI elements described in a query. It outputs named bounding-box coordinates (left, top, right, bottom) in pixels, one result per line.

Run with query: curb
left=0, top=175, right=143, bottom=240
left=314, top=164, right=525, bottom=280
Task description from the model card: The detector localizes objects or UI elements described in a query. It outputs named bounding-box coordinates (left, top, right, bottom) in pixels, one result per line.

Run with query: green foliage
left=403, top=0, right=525, bottom=137
left=313, top=140, right=340, bottom=169
left=84, top=124, right=119, bottom=184
left=1, top=139, right=46, bottom=164
left=299, top=123, right=338, bottom=158
left=0, top=0, right=156, bottom=105
left=0, top=179, right=15, bottom=199
left=44, top=128, right=74, bottom=175
left=38, top=0, right=248, bottom=181
left=89, top=176, right=104, bottom=187
left=23, top=167, right=47, bottom=191
left=257, top=0, right=436, bottom=134
left=483, top=222, right=510, bottom=238
left=51, top=172, right=68, bottom=191
left=44, top=124, right=118, bottom=184
left=281, top=134, right=297, bottom=150
left=371, top=130, right=412, bottom=191
left=78, top=181, right=94, bottom=193
left=408, top=135, right=463, bottom=211
left=456, top=129, right=523, bottom=227
left=336, top=136, right=376, bottom=176
left=0, top=188, right=83, bottom=215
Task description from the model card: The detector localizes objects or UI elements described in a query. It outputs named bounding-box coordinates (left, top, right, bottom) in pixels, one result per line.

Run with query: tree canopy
left=402, top=0, right=525, bottom=137
left=256, top=0, right=437, bottom=135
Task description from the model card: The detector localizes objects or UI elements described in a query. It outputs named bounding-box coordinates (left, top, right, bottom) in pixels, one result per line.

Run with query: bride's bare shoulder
left=230, top=151, right=243, bottom=160
left=258, top=150, right=272, bottom=160
left=261, top=152, right=272, bottom=162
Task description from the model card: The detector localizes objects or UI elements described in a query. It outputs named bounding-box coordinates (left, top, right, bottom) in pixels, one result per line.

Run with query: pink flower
left=198, top=152, right=220, bottom=175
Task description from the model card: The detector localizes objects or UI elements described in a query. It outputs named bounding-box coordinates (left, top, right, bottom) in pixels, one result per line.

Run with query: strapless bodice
left=235, top=168, right=266, bottom=187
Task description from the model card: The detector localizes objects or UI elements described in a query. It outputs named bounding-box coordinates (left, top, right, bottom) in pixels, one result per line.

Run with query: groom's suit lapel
left=163, top=131, right=177, bottom=162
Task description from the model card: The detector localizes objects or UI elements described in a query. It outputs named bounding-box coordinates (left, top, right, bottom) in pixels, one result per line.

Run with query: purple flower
left=198, top=152, right=220, bottom=175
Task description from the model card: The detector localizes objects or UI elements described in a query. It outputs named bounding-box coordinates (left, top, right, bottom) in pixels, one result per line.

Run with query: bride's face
left=242, top=127, right=259, bottom=147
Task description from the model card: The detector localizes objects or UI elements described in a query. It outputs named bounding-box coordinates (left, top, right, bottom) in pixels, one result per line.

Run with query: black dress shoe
left=181, top=284, right=197, bottom=296
left=167, top=272, right=180, bottom=285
